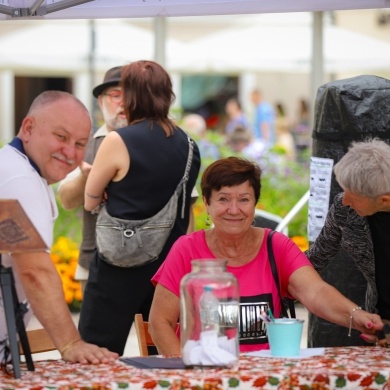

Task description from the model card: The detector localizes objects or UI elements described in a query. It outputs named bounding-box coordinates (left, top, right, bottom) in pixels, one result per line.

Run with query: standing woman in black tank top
left=79, top=60, right=201, bottom=355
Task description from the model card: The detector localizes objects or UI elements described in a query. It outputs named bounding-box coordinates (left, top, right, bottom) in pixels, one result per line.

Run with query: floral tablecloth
left=1, top=346, right=390, bottom=390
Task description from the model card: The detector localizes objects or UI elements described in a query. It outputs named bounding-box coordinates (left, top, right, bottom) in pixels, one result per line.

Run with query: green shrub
left=52, top=184, right=83, bottom=246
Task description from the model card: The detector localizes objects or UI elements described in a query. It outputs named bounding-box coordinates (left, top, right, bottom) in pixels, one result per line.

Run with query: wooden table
left=1, top=346, right=390, bottom=389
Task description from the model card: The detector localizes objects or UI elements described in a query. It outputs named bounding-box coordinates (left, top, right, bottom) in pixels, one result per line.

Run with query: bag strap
left=179, top=136, right=194, bottom=218
left=267, top=230, right=296, bottom=318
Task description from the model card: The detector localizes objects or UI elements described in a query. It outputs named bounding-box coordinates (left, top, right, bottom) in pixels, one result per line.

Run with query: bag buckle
left=123, top=229, right=135, bottom=238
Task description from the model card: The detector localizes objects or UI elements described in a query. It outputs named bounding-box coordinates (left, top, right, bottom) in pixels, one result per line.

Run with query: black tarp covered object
left=309, top=74, right=390, bottom=347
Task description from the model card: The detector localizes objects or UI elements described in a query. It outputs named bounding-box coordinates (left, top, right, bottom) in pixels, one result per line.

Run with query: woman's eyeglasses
left=103, top=91, right=122, bottom=104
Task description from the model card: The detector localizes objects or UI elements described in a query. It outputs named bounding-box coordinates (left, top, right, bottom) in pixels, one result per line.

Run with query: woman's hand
left=351, top=309, right=384, bottom=343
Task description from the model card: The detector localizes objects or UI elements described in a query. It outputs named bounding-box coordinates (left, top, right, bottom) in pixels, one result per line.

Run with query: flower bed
left=50, top=236, right=83, bottom=312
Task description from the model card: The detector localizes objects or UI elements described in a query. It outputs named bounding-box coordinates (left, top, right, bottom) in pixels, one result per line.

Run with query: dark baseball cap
left=92, top=66, right=122, bottom=98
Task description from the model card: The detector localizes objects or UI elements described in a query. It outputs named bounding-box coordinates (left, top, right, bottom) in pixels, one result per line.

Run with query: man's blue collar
left=9, top=137, right=41, bottom=175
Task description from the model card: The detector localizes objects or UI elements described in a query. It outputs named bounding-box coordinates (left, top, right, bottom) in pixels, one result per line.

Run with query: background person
left=292, top=98, right=311, bottom=161
left=250, top=89, right=276, bottom=146
left=148, top=157, right=382, bottom=355
left=227, top=125, right=266, bottom=165
left=226, top=125, right=254, bottom=154
left=274, top=105, right=296, bottom=162
left=306, top=138, right=390, bottom=345
left=0, top=90, right=118, bottom=364
left=57, top=66, right=127, bottom=294
left=181, top=113, right=220, bottom=161
left=78, top=60, right=201, bottom=355
left=224, top=97, right=251, bottom=136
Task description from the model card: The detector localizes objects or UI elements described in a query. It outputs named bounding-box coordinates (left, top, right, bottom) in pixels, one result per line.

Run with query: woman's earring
left=205, top=215, right=211, bottom=227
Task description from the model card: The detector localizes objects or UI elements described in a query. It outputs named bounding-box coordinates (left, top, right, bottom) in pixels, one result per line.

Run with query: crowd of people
left=182, top=91, right=311, bottom=167
left=1, top=61, right=390, bottom=367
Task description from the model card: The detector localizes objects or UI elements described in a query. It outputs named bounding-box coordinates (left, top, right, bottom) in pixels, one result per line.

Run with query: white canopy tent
left=177, top=21, right=390, bottom=74
left=0, top=0, right=389, bottom=141
left=0, top=19, right=186, bottom=72
left=0, top=18, right=188, bottom=141
left=0, top=0, right=389, bottom=20
left=8, top=13, right=390, bottom=75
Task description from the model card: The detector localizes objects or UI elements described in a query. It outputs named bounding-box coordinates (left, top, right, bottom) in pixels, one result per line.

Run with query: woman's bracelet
left=348, top=306, right=363, bottom=337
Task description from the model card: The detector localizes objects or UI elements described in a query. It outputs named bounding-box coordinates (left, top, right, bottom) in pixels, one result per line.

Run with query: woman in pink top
left=149, top=157, right=383, bottom=354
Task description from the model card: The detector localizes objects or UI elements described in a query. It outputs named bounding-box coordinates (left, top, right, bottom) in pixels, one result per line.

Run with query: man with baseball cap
left=58, top=66, right=128, bottom=292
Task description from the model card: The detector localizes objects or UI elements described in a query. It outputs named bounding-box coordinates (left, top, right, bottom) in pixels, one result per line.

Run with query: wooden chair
left=19, top=328, right=56, bottom=355
left=134, top=314, right=180, bottom=357
left=134, top=314, right=156, bottom=357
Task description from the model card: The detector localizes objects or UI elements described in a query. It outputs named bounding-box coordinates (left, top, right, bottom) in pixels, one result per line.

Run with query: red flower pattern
left=1, top=347, right=390, bottom=390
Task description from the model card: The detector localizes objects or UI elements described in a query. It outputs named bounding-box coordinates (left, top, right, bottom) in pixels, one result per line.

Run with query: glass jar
left=180, top=258, right=240, bottom=367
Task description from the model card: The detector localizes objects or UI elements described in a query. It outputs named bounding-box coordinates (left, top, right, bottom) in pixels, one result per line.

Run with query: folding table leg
left=0, top=264, right=34, bottom=378
left=0, top=266, right=21, bottom=378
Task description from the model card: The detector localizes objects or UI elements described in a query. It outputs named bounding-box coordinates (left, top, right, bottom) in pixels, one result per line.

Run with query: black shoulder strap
left=267, top=230, right=296, bottom=318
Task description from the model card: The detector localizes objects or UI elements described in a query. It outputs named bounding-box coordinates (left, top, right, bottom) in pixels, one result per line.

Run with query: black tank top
left=105, top=119, right=201, bottom=260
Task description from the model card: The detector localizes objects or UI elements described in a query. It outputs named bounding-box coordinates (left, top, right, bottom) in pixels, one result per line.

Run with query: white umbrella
left=0, top=19, right=186, bottom=72
left=177, top=22, right=390, bottom=74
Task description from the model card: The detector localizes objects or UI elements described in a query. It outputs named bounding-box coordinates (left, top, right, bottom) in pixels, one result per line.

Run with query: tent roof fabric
left=0, top=19, right=186, bottom=72
left=1, top=15, right=390, bottom=75
left=0, top=0, right=389, bottom=21
left=178, top=22, right=390, bottom=73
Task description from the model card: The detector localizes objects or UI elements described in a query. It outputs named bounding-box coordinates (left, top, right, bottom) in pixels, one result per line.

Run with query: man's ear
left=19, top=116, right=34, bottom=140
left=97, top=95, right=103, bottom=110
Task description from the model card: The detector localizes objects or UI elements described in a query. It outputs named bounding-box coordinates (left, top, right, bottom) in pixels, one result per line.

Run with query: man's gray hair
left=27, top=90, right=89, bottom=117
left=334, top=138, right=390, bottom=198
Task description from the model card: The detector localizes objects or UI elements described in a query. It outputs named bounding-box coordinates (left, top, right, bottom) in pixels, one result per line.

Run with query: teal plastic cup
left=266, top=318, right=304, bottom=357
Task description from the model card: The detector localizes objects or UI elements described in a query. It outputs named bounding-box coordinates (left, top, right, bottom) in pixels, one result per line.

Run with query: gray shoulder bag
left=96, top=136, right=194, bottom=268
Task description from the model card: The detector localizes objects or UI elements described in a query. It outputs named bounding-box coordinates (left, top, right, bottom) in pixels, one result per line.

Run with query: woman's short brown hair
left=201, top=157, right=262, bottom=204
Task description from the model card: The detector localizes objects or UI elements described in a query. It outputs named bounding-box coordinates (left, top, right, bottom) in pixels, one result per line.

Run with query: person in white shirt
left=0, top=90, right=118, bottom=364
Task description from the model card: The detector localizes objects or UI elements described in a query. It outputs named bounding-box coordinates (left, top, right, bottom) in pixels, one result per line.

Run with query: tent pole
left=310, top=11, right=324, bottom=129
left=154, top=16, right=166, bottom=67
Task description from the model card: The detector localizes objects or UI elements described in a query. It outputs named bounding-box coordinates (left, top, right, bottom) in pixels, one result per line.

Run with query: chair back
left=134, top=314, right=156, bottom=357
left=19, top=328, right=56, bottom=355
left=134, top=314, right=180, bottom=357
